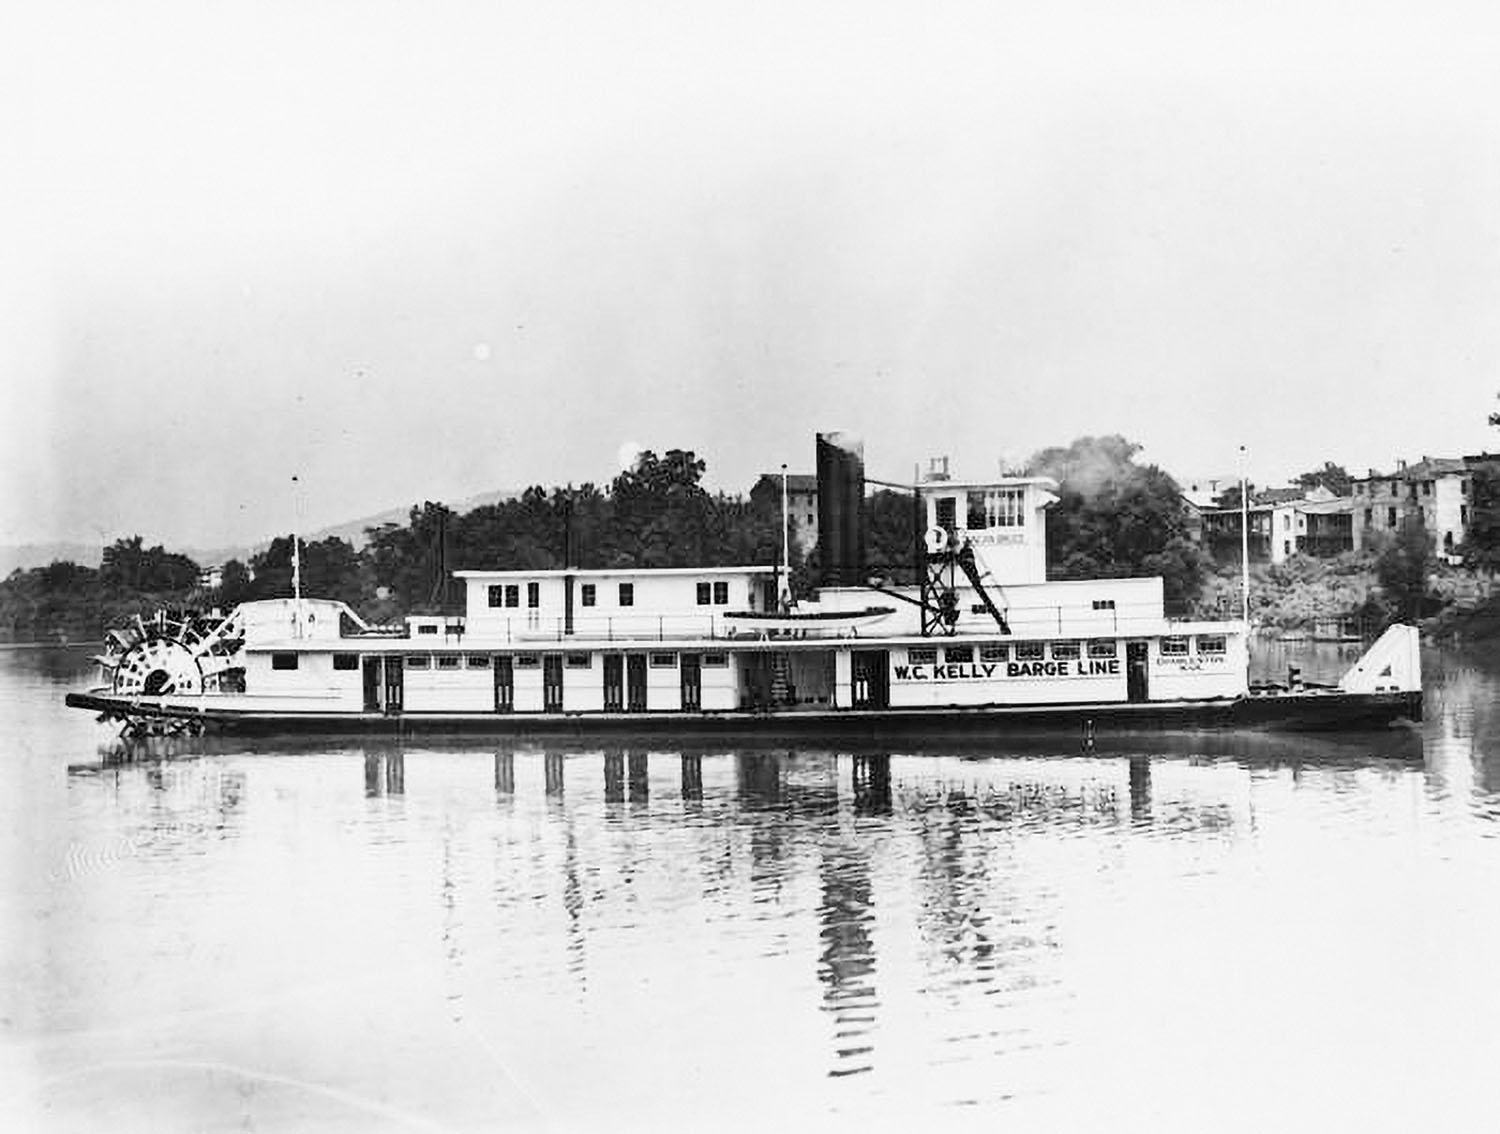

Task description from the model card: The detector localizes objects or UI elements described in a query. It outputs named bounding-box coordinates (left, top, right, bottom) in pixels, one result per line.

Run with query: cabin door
left=602, top=654, right=624, bottom=712
left=543, top=654, right=564, bottom=712
left=852, top=650, right=890, bottom=709
left=1126, top=641, right=1150, bottom=702
left=680, top=653, right=702, bottom=712
left=363, top=658, right=382, bottom=711
left=494, top=655, right=514, bottom=713
left=382, top=657, right=404, bottom=714
left=626, top=653, right=648, bottom=712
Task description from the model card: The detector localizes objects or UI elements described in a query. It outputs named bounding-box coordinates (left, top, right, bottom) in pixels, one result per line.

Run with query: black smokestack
left=816, top=431, right=865, bottom=586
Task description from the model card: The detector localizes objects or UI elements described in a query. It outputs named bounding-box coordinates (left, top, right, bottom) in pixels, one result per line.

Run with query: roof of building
left=454, top=566, right=775, bottom=580
left=753, top=472, right=818, bottom=494
left=1253, top=487, right=1305, bottom=506
left=1355, top=456, right=1468, bottom=481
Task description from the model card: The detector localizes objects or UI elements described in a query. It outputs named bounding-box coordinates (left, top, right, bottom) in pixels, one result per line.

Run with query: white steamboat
left=69, top=446, right=1421, bottom=737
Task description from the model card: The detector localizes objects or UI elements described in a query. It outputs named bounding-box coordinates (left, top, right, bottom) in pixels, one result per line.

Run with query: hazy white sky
left=6, top=0, right=1499, bottom=550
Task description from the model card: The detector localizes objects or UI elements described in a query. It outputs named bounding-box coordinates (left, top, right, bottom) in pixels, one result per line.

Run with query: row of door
left=363, top=644, right=1153, bottom=714
left=362, top=652, right=704, bottom=714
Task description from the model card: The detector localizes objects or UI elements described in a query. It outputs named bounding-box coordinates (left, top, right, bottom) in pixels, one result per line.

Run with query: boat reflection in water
left=55, top=725, right=1444, bottom=1124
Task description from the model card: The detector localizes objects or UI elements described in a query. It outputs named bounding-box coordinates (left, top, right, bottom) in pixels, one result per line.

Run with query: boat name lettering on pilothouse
left=892, top=659, right=1122, bottom=681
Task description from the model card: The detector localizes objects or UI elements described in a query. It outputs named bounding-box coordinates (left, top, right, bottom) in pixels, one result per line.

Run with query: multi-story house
left=749, top=472, right=819, bottom=556
left=1197, top=485, right=1354, bottom=565
left=1350, top=457, right=1471, bottom=562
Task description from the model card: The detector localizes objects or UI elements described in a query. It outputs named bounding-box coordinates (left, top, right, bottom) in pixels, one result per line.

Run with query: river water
left=3, top=642, right=1499, bottom=1132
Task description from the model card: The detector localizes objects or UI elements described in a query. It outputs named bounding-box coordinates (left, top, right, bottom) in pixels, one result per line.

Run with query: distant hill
left=3, top=488, right=519, bottom=574
left=0, top=542, right=105, bottom=575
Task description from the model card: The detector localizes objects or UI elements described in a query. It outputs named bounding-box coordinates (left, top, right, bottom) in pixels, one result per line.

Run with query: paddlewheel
left=92, top=608, right=248, bottom=736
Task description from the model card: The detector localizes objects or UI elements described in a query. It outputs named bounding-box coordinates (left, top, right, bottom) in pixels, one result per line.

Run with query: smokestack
left=816, top=431, right=865, bottom=587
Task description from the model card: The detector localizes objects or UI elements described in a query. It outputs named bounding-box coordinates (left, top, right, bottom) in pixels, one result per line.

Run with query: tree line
left=6, top=438, right=1497, bottom=642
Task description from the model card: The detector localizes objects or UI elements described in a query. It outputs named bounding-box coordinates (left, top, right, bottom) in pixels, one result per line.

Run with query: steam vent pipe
left=816, top=431, right=866, bottom=587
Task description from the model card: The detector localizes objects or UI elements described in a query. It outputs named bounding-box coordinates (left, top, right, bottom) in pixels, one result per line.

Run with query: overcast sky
left=6, top=0, right=1499, bottom=551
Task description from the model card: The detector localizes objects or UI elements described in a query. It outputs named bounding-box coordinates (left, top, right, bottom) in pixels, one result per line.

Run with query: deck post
left=604, top=751, right=624, bottom=802
left=628, top=752, right=649, bottom=802
left=681, top=754, right=702, bottom=800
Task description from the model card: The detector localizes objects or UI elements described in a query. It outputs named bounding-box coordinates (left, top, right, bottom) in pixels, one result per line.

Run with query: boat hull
left=65, top=688, right=1422, bottom=739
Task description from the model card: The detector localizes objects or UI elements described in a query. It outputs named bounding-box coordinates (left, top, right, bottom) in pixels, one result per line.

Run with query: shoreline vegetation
left=8, top=438, right=1499, bottom=647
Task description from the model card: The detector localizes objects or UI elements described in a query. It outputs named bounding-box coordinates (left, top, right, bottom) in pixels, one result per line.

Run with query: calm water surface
left=4, top=643, right=1500, bottom=1132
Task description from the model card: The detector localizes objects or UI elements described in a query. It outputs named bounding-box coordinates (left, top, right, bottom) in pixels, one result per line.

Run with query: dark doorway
left=680, top=653, right=702, bottom=712
left=363, top=658, right=382, bottom=711
left=494, top=655, right=514, bottom=713
left=1126, top=641, right=1149, bottom=702
left=851, top=650, right=890, bottom=709
left=543, top=653, right=564, bottom=713
left=382, top=657, right=404, bottom=714
left=626, top=653, right=648, bottom=712
left=603, top=653, right=624, bottom=712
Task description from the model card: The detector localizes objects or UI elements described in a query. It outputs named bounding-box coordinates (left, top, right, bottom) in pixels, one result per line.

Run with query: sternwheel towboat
left=66, top=439, right=1422, bottom=738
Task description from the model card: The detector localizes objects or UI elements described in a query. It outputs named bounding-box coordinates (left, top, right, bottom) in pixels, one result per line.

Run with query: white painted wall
left=460, top=571, right=773, bottom=643
left=244, top=650, right=363, bottom=709
left=403, top=659, right=492, bottom=712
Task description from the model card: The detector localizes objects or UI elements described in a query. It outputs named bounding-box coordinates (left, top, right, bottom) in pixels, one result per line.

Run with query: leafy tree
left=218, top=559, right=252, bottom=606
left=100, top=536, right=199, bottom=593
left=1462, top=460, right=1500, bottom=569
left=1027, top=435, right=1211, bottom=607
left=1212, top=482, right=1254, bottom=510
left=246, top=535, right=365, bottom=606
left=1295, top=461, right=1352, bottom=497
left=865, top=489, right=918, bottom=583
left=1373, top=517, right=1434, bottom=622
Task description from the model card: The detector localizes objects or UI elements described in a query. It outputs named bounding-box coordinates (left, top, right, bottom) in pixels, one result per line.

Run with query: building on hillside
left=198, top=564, right=224, bottom=590
left=749, top=472, right=819, bottom=556
left=1197, top=485, right=1354, bottom=565
left=1350, top=457, right=1471, bottom=562
left=1179, top=473, right=1240, bottom=510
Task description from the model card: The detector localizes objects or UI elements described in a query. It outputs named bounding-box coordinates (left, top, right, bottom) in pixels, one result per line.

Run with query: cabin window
left=619, top=583, right=634, bottom=607
left=1387, top=507, right=1397, bottom=526
left=436, top=655, right=461, bottom=669
left=581, top=583, right=596, bottom=607
left=697, top=582, right=711, bottom=605
left=934, top=497, right=956, bottom=531
left=713, top=581, right=729, bottom=604
left=1087, top=640, right=1117, bottom=660
left=990, top=487, right=1025, bottom=528
left=418, top=624, right=438, bottom=635
left=1091, top=599, right=1115, bottom=611
left=565, top=653, right=592, bottom=669
left=333, top=653, right=358, bottom=671
left=967, top=491, right=987, bottom=529
left=516, top=654, right=540, bottom=668
left=650, top=652, right=677, bottom=668
left=1197, top=635, right=1227, bottom=655
left=908, top=646, right=937, bottom=665
left=980, top=644, right=1008, bottom=663
left=488, top=585, right=505, bottom=608
left=1014, top=642, right=1044, bottom=662
left=944, top=645, right=974, bottom=664
left=1050, top=641, right=1080, bottom=661
left=271, top=653, right=299, bottom=670
left=1160, top=637, right=1190, bottom=657
left=505, top=585, right=520, bottom=607
left=526, top=582, right=540, bottom=608
left=702, top=652, right=729, bottom=667
left=406, top=656, right=430, bottom=669
left=465, top=655, right=491, bottom=669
